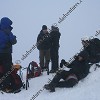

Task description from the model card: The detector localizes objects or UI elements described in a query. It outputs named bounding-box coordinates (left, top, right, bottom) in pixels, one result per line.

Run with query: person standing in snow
left=49, top=26, right=61, bottom=73
left=0, top=17, right=17, bottom=74
left=0, top=17, right=17, bottom=90
left=37, top=25, right=51, bottom=71
left=44, top=50, right=90, bottom=92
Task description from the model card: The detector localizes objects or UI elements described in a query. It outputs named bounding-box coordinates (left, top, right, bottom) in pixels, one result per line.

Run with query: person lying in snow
left=44, top=50, right=91, bottom=92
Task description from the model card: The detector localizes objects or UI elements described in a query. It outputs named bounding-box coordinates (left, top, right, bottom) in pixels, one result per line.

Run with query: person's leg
left=0, top=53, right=11, bottom=72
left=56, top=79, right=78, bottom=88
left=44, top=70, right=70, bottom=92
left=4, top=53, right=12, bottom=72
left=50, top=48, right=54, bottom=70
left=44, top=49, right=50, bottom=68
left=0, top=53, right=13, bottom=91
left=39, top=50, right=45, bottom=70
left=44, top=72, right=62, bottom=92
left=53, top=48, right=59, bottom=70
left=50, top=48, right=59, bottom=72
left=56, top=81, right=68, bottom=87
left=50, top=70, right=70, bottom=85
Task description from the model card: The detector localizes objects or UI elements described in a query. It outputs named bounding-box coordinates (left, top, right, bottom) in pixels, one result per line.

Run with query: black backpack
left=0, top=64, right=24, bottom=93
left=90, top=38, right=100, bottom=52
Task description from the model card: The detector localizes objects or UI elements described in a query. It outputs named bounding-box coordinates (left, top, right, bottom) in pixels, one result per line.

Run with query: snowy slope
left=0, top=0, right=100, bottom=100
left=1, top=65, right=100, bottom=100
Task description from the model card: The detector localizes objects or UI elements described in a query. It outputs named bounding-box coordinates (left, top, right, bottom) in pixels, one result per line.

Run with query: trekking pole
left=26, top=67, right=29, bottom=90
left=46, top=61, right=50, bottom=75
left=20, top=66, right=27, bottom=89
left=47, top=66, right=49, bottom=75
left=19, top=66, right=26, bottom=89
left=18, top=66, right=23, bottom=80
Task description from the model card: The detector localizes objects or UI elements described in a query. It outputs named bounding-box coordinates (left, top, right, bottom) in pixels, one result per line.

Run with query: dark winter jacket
left=68, top=50, right=90, bottom=80
left=0, top=30, right=17, bottom=53
left=37, top=30, right=51, bottom=50
left=50, top=30, right=61, bottom=49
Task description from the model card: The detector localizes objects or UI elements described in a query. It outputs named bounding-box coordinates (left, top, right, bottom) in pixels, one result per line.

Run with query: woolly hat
left=0, top=17, right=13, bottom=30
left=42, top=25, right=47, bottom=30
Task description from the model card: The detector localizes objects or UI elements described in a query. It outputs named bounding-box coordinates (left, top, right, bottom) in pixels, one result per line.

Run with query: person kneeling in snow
left=44, top=50, right=90, bottom=92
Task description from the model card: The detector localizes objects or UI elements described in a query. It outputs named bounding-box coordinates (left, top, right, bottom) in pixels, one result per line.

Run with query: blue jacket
left=0, top=30, right=17, bottom=53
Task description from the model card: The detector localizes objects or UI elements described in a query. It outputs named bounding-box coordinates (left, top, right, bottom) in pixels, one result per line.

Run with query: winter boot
left=44, top=84, right=55, bottom=92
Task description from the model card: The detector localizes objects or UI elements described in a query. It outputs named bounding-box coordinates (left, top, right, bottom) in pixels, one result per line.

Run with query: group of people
left=37, top=25, right=61, bottom=73
left=0, top=17, right=100, bottom=93
left=0, top=17, right=61, bottom=93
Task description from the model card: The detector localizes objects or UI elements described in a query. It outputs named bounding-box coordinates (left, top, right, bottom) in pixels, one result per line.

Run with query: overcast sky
left=0, top=0, right=100, bottom=66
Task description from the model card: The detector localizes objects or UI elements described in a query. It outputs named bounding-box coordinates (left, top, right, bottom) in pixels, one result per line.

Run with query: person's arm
left=37, top=33, right=43, bottom=50
left=60, top=59, right=73, bottom=68
left=9, top=32, right=17, bottom=45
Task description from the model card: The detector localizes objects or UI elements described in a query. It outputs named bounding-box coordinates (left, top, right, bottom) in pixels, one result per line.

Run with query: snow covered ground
left=1, top=64, right=100, bottom=100
left=0, top=0, right=100, bottom=100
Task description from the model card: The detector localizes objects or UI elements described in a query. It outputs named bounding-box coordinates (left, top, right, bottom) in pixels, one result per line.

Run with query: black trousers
left=50, top=70, right=78, bottom=88
left=50, top=48, right=59, bottom=71
left=0, top=53, right=13, bottom=88
left=0, top=53, right=12, bottom=73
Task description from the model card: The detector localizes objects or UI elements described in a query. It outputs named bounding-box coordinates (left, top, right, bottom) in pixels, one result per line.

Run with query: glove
left=60, top=59, right=67, bottom=68
left=60, top=62, right=63, bottom=68
left=61, top=59, right=66, bottom=64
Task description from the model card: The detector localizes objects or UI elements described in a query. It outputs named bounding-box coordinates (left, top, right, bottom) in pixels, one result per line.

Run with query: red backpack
left=27, top=61, right=42, bottom=79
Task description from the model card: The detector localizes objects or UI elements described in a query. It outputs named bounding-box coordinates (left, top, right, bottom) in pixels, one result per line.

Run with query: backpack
left=27, top=61, right=42, bottom=79
left=90, top=38, right=100, bottom=53
left=88, top=38, right=100, bottom=63
left=0, top=64, right=23, bottom=93
left=11, top=65, right=23, bottom=91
